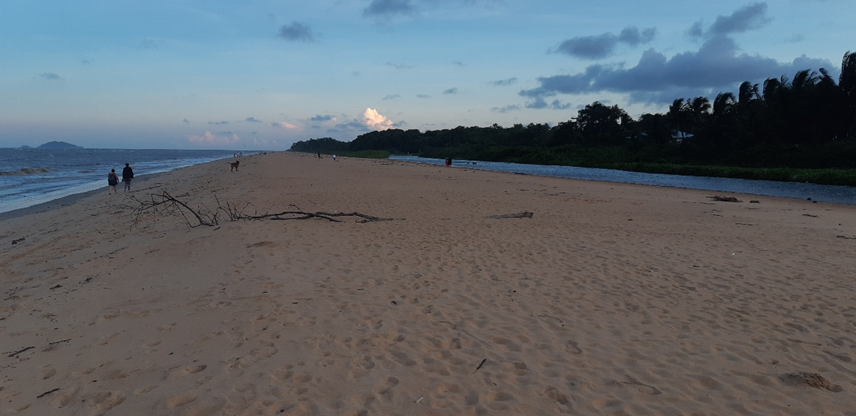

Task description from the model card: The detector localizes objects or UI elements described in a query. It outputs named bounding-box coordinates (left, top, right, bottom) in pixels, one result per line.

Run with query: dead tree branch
left=129, top=191, right=400, bottom=228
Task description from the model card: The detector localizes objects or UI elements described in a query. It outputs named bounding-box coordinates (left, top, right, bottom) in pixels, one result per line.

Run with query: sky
left=1, top=0, right=853, bottom=150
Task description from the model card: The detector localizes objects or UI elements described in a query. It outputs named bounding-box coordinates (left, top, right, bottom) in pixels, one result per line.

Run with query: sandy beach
left=1, top=152, right=855, bottom=415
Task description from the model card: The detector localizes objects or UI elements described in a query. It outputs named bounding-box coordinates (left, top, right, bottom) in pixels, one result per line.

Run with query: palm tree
left=687, top=96, right=711, bottom=133
left=667, top=98, right=689, bottom=141
left=840, top=51, right=856, bottom=139
left=712, top=92, right=736, bottom=118
left=738, top=81, right=759, bottom=107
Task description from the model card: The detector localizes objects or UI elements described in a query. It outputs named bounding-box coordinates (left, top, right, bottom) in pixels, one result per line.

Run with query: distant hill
left=37, top=141, right=83, bottom=149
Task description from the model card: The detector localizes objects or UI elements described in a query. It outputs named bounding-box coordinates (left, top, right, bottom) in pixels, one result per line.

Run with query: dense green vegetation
left=291, top=51, right=856, bottom=186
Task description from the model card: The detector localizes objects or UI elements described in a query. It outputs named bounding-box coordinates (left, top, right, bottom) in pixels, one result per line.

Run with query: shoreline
left=0, top=148, right=239, bottom=219
left=391, top=155, right=856, bottom=206
left=1, top=152, right=854, bottom=415
left=0, top=171, right=166, bottom=221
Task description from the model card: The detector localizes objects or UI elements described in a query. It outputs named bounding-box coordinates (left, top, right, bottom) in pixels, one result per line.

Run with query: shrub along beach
left=1, top=152, right=854, bottom=414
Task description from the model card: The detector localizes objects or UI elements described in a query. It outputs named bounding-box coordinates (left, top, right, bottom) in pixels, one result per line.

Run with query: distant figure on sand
left=445, top=157, right=452, bottom=167
left=122, top=163, right=134, bottom=192
left=333, top=154, right=337, bottom=161
left=107, top=169, right=119, bottom=194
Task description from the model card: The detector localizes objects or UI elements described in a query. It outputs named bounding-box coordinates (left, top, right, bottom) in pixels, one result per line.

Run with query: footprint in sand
left=83, top=391, right=126, bottom=412
left=134, top=385, right=158, bottom=395
left=168, top=364, right=207, bottom=379
left=612, top=378, right=663, bottom=395
left=42, top=368, right=57, bottom=380
left=157, top=322, right=177, bottom=331
left=166, top=392, right=197, bottom=408
left=544, top=386, right=570, bottom=405
left=52, top=389, right=78, bottom=408
left=564, top=341, right=583, bottom=354
left=373, top=377, right=399, bottom=395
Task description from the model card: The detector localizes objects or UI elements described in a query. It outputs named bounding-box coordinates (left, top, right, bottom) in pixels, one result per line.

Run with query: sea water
left=0, top=148, right=238, bottom=214
left=391, top=156, right=856, bottom=205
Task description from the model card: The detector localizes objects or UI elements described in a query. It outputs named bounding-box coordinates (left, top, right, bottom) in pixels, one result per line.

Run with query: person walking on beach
left=107, top=169, right=119, bottom=194
left=122, top=163, right=134, bottom=192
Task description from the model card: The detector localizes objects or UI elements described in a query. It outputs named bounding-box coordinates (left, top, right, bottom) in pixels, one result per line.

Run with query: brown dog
left=229, top=160, right=240, bottom=171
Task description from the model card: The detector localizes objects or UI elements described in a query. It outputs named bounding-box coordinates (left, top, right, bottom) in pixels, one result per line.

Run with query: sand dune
left=1, top=152, right=854, bottom=415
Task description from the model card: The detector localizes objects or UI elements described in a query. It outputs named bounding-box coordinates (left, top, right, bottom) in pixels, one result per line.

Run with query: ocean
left=0, top=148, right=238, bottom=214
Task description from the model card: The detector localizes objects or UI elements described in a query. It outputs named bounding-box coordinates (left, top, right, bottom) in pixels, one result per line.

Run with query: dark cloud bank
left=523, top=2, right=837, bottom=105
left=554, top=26, right=656, bottom=60
left=278, top=22, right=318, bottom=42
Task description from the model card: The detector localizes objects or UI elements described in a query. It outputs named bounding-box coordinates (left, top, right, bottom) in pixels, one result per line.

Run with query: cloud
left=490, top=105, right=520, bottom=113
left=521, top=36, right=837, bottom=104
left=363, top=0, right=416, bottom=18
left=554, top=26, right=656, bottom=60
left=39, top=72, right=63, bottom=80
left=691, top=2, right=770, bottom=39
left=310, top=115, right=335, bottom=122
left=363, top=0, right=500, bottom=20
left=363, top=108, right=394, bottom=130
left=208, top=121, right=230, bottom=125
left=525, top=98, right=571, bottom=110
left=278, top=22, right=318, bottom=42
left=489, top=77, right=518, bottom=86
left=443, top=87, right=459, bottom=94
left=269, top=122, right=300, bottom=130
left=329, top=120, right=368, bottom=133
left=386, top=62, right=413, bottom=70
left=618, top=26, right=657, bottom=46
left=452, top=61, right=466, bottom=67
left=382, top=94, right=400, bottom=100
left=182, top=119, right=190, bottom=123
left=245, top=117, right=262, bottom=123
left=416, top=94, right=431, bottom=99
left=188, top=131, right=240, bottom=145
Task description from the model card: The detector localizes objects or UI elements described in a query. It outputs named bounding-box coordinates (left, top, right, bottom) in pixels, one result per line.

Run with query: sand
left=1, top=152, right=855, bottom=415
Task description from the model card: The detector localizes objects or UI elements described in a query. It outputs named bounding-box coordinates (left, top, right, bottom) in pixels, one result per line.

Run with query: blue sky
left=1, top=0, right=852, bottom=150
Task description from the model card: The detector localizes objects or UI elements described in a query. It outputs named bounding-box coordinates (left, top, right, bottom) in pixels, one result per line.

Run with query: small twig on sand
left=487, top=211, right=533, bottom=219
left=8, top=346, right=34, bottom=357
left=473, top=358, right=487, bottom=374
left=37, top=388, right=59, bottom=399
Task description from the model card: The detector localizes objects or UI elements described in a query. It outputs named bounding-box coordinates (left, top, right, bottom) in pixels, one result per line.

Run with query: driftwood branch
left=129, top=191, right=400, bottom=228
left=487, top=211, right=533, bottom=219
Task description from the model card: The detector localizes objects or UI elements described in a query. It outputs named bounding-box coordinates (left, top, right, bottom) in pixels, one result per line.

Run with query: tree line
left=291, top=51, right=856, bottom=176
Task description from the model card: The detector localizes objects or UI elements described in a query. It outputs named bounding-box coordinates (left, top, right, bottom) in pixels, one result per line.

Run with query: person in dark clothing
left=122, top=163, right=134, bottom=192
left=107, top=169, right=119, bottom=194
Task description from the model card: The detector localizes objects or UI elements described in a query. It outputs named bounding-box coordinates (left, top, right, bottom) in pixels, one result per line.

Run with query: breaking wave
left=0, top=167, right=51, bottom=176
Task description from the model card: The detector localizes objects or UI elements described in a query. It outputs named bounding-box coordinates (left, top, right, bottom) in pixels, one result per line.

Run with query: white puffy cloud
left=363, top=108, right=394, bottom=130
